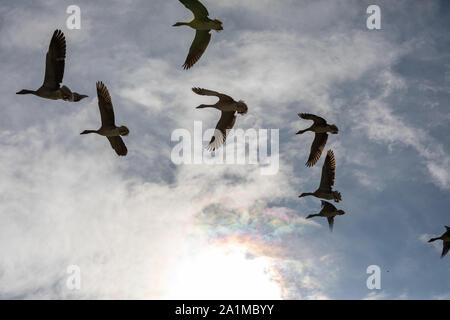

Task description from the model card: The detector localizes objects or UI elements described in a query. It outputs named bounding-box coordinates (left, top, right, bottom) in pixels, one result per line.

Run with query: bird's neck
left=17, top=89, right=36, bottom=95
left=301, top=192, right=314, bottom=197
left=173, top=22, right=190, bottom=27
left=81, top=130, right=98, bottom=135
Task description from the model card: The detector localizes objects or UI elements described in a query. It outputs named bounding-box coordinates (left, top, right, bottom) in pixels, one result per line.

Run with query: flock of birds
left=15, top=0, right=449, bottom=258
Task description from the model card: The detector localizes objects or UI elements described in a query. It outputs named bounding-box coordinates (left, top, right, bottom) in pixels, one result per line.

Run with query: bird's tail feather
left=334, top=191, right=342, bottom=202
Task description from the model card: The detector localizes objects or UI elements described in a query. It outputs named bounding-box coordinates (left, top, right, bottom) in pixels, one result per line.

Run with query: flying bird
left=192, top=87, right=247, bottom=151
left=297, top=113, right=338, bottom=167
left=16, top=30, right=88, bottom=102
left=173, top=0, right=223, bottom=69
left=306, top=200, right=345, bottom=231
left=80, top=82, right=129, bottom=156
left=299, top=150, right=342, bottom=202
left=428, top=226, right=450, bottom=258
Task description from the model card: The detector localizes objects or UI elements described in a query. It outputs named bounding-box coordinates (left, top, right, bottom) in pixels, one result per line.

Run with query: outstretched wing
left=319, top=150, right=336, bottom=192
left=41, top=30, right=66, bottom=90
left=327, top=217, right=335, bottom=232
left=178, top=0, right=209, bottom=19
left=183, top=30, right=211, bottom=70
left=442, top=241, right=450, bottom=258
left=298, top=113, right=327, bottom=125
left=321, top=200, right=337, bottom=212
left=207, top=111, right=236, bottom=151
left=107, top=136, right=127, bottom=156
left=192, top=87, right=234, bottom=102
left=96, top=81, right=115, bottom=127
left=306, top=133, right=328, bottom=167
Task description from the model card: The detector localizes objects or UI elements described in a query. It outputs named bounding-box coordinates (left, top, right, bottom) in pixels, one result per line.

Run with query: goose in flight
left=428, top=226, right=450, bottom=258
left=173, top=0, right=223, bottom=69
left=299, top=150, right=342, bottom=202
left=297, top=113, right=339, bottom=167
left=16, top=30, right=88, bottom=102
left=192, top=87, right=247, bottom=151
left=306, top=200, right=345, bottom=232
left=80, top=82, right=129, bottom=156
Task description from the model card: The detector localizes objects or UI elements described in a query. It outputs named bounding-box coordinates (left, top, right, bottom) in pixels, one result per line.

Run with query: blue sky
left=0, top=0, right=449, bottom=299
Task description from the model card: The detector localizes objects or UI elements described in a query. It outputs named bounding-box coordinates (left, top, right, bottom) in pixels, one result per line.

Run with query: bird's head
left=73, top=93, right=89, bottom=102
left=337, top=210, right=345, bottom=215
left=119, top=126, right=130, bottom=136
left=298, top=193, right=308, bottom=198
left=236, top=100, right=248, bottom=115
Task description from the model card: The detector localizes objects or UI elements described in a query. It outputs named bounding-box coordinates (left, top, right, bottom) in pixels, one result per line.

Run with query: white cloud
left=354, top=97, right=450, bottom=189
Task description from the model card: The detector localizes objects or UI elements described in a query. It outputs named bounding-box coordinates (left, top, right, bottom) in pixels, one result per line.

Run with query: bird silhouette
left=80, top=82, right=129, bottom=156
left=173, top=0, right=223, bottom=69
left=192, top=87, right=247, bottom=151
left=297, top=113, right=338, bottom=167
left=428, top=226, right=450, bottom=258
left=16, top=30, right=88, bottom=102
left=299, top=150, right=342, bottom=202
left=306, top=200, right=345, bottom=231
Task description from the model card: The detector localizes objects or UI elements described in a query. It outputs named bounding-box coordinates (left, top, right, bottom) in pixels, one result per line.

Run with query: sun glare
left=162, top=245, right=282, bottom=299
